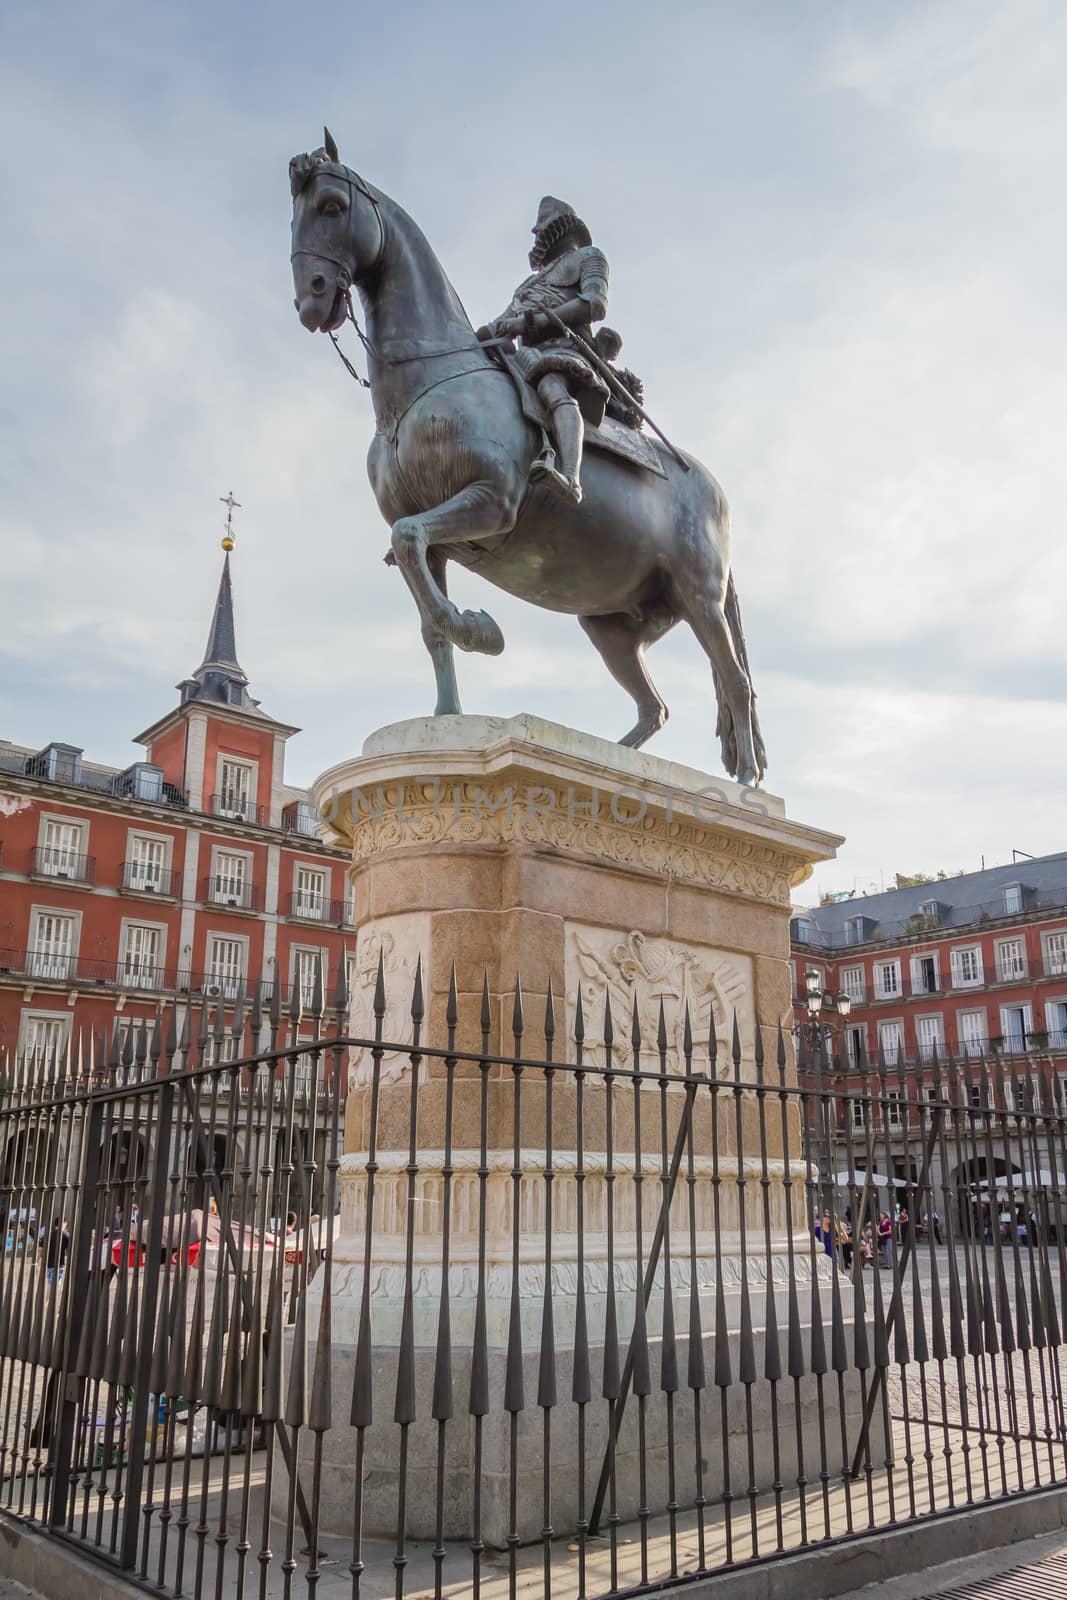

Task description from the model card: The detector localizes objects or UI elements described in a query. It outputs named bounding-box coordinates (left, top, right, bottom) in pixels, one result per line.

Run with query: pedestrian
left=39, top=1217, right=69, bottom=1290
left=860, top=1224, right=874, bottom=1268
left=897, top=1205, right=911, bottom=1245
left=836, top=1214, right=854, bottom=1272
left=877, top=1210, right=893, bottom=1265
left=931, top=1210, right=944, bottom=1245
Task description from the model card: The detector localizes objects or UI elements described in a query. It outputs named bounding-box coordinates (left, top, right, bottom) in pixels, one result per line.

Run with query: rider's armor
left=489, top=197, right=611, bottom=503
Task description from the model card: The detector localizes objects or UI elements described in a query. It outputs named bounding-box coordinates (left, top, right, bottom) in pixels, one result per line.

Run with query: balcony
left=282, top=803, right=321, bottom=838
left=121, top=861, right=181, bottom=899
left=993, top=956, right=1032, bottom=984
left=1, top=747, right=187, bottom=809
left=200, top=874, right=262, bottom=912
left=29, top=846, right=96, bottom=886
left=209, top=793, right=265, bottom=826
left=285, top=891, right=354, bottom=927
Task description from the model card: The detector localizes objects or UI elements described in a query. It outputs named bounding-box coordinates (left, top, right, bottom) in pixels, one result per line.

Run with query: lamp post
left=794, top=967, right=853, bottom=1226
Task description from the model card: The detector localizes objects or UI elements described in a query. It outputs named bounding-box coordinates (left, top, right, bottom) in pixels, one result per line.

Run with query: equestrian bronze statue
left=289, top=130, right=767, bottom=785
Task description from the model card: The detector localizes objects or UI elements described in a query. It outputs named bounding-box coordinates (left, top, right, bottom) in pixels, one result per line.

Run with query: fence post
left=48, top=1091, right=103, bottom=1529
left=118, top=1080, right=175, bottom=1568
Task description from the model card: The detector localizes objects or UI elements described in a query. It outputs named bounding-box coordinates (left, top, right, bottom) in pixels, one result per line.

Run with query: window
left=30, top=911, right=77, bottom=980
left=792, top=918, right=812, bottom=945
left=885, top=1090, right=903, bottom=1128
left=344, top=951, right=356, bottom=1005
left=1046, top=1000, right=1067, bottom=1051
left=218, top=760, right=253, bottom=819
left=950, top=945, right=984, bottom=988
left=873, top=959, right=901, bottom=999
left=203, top=1033, right=239, bottom=1068
left=121, top=923, right=162, bottom=989
left=968, top=1083, right=988, bottom=1110
left=850, top=1095, right=867, bottom=1129
left=212, top=851, right=248, bottom=906
left=958, top=1010, right=987, bottom=1057
left=1045, top=932, right=1067, bottom=977
left=995, top=938, right=1026, bottom=982
left=19, top=1012, right=70, bottom=1067
left=128, top=834, right=168, bottom=892
left=911, top=954, right=939, bottom=995
left=999, top=1003, right=1032, bottom=1052
left=294, top=865, right=328, bottom=920
left=39, top=818, right=84, bottom=876
left=841, top=966, right=866, bottom=1003
left=917, top=1015, right=944, bottom=1061
left=293, top=948, right=324, bottom=1009
left=1004, top=884, right=1023, bottom=915
left=878, top=1019, right=904, bottom=1065
left=207, top=936, right=244, bottom=998
left=844, top=1024, right=866, bottom=1068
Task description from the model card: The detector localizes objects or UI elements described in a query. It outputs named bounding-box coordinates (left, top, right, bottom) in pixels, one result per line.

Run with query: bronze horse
left=289, top=133, right=767, bottom=785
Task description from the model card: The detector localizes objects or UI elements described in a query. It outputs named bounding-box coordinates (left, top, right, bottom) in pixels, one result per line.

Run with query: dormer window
left=1004, top=883, right=1023, bottom=915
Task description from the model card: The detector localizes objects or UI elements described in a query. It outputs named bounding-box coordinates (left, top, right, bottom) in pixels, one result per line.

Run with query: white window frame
left=1043, top=930, right=1067, bottom=977
left=17, top=1009, right=72, bottom=1068
left=878, top=1018, right=905, bottom=1066
left=873, top=958, right=902, bottom=1000
left=1003, top=883, right=1024, bottom=915
left=793, top=920, right=812, bottom=946
left=850, top=1095, right=867, bottom=1129
left=885, top=1089, right=903, bottom=1129
left=215, top=756, right=258, bottom=821
left=841, top=965, right=866, bottom=1003
left=205, top=931, right=248, bottom=999
left=1045, top=998, right=1067, bottom=1051
left=291, top=945, right=329, bottom=1010
left=958, top=1009, right=988, bottom=1057
left=292, top=862, right=329, bottom=921
left=844, top=1023, right=867, bottom=1069
left=995, top=937, right=1026, bottom=982
left=36, top=813, right=88, bottom=877
left=209, top=846, right=253, bottom=908
left=118, top=918, right=167, bottom=991
left=29, top=905, right=81, bottom=980
left=950, top=944, right=984, bottom=989
left=916, top=1014, right=944, bottom=1061
left=125, top=829, right=174, bottom=893
left=999, top=1002, right=1033, bottom=1052
left=910, top=951, right=940, bottom=996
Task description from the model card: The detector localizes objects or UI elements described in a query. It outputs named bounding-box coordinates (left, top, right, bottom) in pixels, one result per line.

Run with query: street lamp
left=795, top=967, right=853, bottom=1226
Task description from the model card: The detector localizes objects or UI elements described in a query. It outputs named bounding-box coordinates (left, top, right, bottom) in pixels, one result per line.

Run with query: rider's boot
left=530, top=397, right=583, bottom=504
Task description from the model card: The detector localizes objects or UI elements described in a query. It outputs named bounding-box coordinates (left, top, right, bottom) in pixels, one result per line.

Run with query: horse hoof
left=455, top=609, right=505, bottom=655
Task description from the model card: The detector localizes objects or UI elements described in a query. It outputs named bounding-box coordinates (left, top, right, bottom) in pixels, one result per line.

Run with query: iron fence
left=4, top=963, right=1067, bottom=1599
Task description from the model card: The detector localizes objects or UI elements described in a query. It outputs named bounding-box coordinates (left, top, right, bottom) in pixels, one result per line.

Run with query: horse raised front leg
left=391, top=482, right=518, bottom=656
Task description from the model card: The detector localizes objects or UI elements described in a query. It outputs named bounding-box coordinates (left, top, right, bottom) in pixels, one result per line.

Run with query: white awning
left=833, top=1169, right=889, bottom=1189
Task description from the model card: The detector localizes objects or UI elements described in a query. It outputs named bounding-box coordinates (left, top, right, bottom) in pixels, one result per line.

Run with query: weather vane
left=220, top=490, right=241, bottom=552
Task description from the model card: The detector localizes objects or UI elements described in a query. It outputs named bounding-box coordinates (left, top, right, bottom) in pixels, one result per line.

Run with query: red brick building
left=0, top=548, right=353, bottom=1065
left=790, top=855, right=1067, bottom=1068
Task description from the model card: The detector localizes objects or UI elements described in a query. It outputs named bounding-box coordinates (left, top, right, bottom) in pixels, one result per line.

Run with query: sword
left=537, top=306, right=690, bottom=472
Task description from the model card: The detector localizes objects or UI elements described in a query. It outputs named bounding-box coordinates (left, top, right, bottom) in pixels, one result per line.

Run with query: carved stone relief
left=565, top=922, right=755, bottom=1077
left=347, top=912, right=430, bottom=1088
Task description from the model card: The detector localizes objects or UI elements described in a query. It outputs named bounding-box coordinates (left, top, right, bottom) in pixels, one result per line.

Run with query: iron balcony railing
left=0, top=945, right=273, bottom=1004
left=199, top=873, right=263, bottom=911
left=120, top=860, right=182, bottom=898
left=28, top=845, right=96, bottom=884
left=284, top=891, right=355, bottom=927
left=208, top=792, right=265, bottom=825
left=0, top=746, right=187, bottom=809
left=282, top=803, right=321, bottom=837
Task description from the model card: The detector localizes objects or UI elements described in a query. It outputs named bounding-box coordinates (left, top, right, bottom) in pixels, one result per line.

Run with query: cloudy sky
left=1, top=0, right=1064, bottom=901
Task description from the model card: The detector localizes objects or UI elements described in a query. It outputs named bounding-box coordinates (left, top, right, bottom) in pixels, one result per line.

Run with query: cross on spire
left=220, top=490, right=241, bottom=552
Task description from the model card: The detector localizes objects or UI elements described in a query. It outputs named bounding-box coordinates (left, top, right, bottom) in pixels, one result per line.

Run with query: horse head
left=289, top=127, right=383, bottom=333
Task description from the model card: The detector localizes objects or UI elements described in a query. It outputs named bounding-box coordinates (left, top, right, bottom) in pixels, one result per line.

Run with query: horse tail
left=719, top=571, right=768, bottom=779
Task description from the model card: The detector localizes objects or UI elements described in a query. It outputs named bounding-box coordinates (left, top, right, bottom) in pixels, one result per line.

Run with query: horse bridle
left=291, top=163, right=385, bottom=386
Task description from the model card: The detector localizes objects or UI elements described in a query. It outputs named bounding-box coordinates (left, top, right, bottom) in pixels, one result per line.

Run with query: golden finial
left=220, top=490, right=241, bottom=552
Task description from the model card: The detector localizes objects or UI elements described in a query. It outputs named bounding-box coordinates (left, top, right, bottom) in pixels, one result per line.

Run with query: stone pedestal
left=304, top=714, right=842, bottom=1543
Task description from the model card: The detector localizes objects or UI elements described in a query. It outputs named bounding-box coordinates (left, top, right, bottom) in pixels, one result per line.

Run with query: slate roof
left=796, top=851, right=1067, bottom=948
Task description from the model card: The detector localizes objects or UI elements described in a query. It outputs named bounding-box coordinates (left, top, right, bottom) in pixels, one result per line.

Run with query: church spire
left=179, top=494, right=258, bottom=711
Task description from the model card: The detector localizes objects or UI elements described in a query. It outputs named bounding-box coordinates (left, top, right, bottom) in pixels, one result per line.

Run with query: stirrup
left=529, top=457, right=582, bottom=504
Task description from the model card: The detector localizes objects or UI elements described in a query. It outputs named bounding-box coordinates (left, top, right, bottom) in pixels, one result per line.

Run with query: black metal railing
left=208, top=793, right=265, bottom=825
left=0, top=946, right=273, bottom=1004
left=284, top=891, right=354, bottom=927
left=282, top=804, right=321, bottom=837
left=120, top=861, right=182, bottom=898
left=28, top=845, right=96, bottom=884
left=0, top=748, right=187, bottom=810
left=198, top=873, right=263, bottom=911
left=794, top=882, right=1067, bottom=950
left=7, top=963, right=1067, bottom=1597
